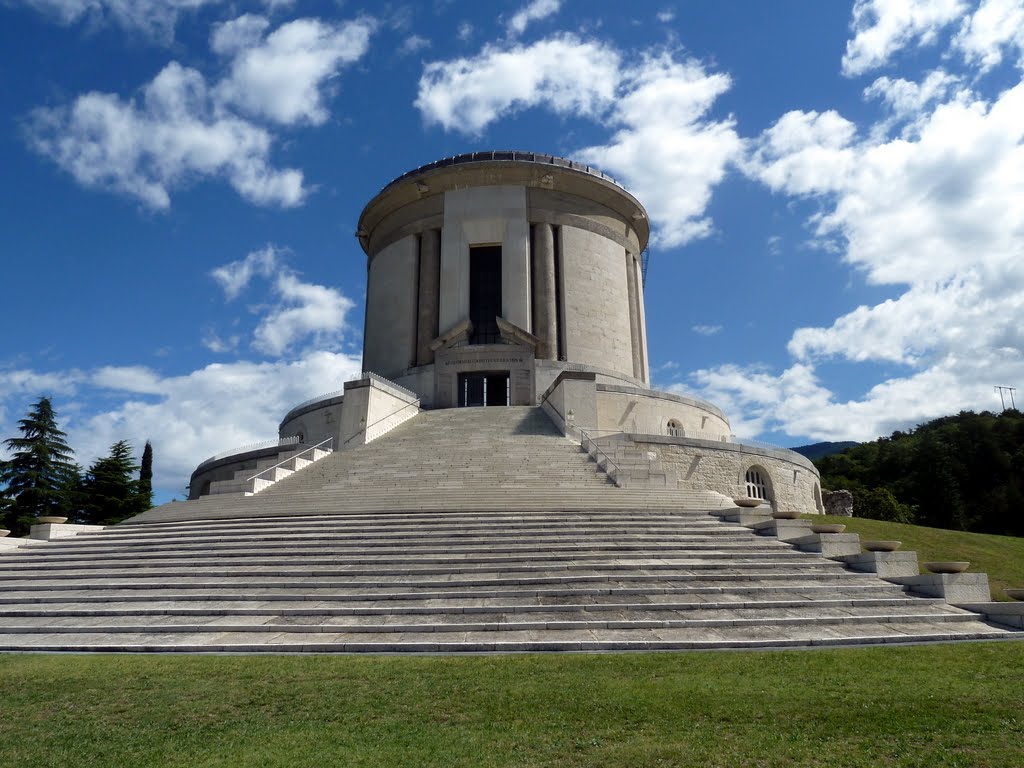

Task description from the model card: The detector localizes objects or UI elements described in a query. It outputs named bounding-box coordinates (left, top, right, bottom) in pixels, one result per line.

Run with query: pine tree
left=0, top=397, right=76, bottom=535
left=80, top=440, right=140, bottom=526
left=137, top=440, right=154, bottom=513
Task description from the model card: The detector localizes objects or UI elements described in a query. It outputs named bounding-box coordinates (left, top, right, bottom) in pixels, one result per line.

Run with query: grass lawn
left=1, top=645, right=1023, bottom=768
left=804, top=516, right=1024, bottom=600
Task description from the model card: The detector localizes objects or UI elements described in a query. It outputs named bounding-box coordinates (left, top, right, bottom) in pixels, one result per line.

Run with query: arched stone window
left=666, top=419, right=683, bottom=437
left=745, top=467, right=769, bottom=500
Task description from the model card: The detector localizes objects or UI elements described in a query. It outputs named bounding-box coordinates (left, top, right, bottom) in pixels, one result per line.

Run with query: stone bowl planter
left=37, top=516, right=68, bottom=524
left=811, top=524, right=846, bottom=534
left=771, top=509, right=802, bottom=520
left=923, top=561, right=970, bottom=574
left=1004, top=589, right=1024, bottom=601
left=733, top=497, right=764, bottom=508
left=0, top=529, right=9, bottom=538
left=862, top=540, right=901, bottom=552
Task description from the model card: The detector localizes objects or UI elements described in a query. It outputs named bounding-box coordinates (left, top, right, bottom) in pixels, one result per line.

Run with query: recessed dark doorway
left=469, top=245, right=502, bottom=344
left=458, top=372, right=510, bottom=407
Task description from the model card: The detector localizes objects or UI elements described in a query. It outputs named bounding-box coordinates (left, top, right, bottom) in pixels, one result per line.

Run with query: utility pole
left=995, top=386, right=1017, bottom=411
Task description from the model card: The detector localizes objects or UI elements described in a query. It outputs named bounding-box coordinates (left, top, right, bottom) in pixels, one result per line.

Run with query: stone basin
left=733, top=497, right=764, bottom=508
left=37, top=516, right=68, bottom=524
left=923, top=561, right=970, bottom=574
left=0, top=529, right=9, bottom=538
left=771, top=509, right=802, bottom=520
left=1004, top=589, right=1024, bottom=601
left=811, top=524, right=846, bottom=534
left=862, top=540, right=901, bottom=552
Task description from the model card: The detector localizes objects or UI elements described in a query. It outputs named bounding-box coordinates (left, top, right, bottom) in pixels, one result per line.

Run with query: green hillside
left=815, top=409, right=1024, bottom=536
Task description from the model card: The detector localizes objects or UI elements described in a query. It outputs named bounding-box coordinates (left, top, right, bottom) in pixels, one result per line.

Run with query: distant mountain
left=790, top=441, right=859, bottom=460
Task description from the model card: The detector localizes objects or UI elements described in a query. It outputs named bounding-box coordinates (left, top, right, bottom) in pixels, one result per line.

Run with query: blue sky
left=2, top=0, right=1023, bottom=501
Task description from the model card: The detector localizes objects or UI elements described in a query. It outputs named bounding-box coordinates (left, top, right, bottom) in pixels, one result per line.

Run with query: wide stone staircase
left=0, top=406, right=1017, bottom=652
left=0, top=509, right=1016, bottom=652
left=130, top=407, right=731, bottom=524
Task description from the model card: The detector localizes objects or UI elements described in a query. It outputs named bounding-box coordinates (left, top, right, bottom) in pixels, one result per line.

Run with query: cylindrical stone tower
left=357, top=151, right=651, bottom=408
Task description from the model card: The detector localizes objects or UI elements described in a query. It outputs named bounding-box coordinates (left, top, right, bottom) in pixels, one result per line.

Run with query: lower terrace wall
left=629, top=435, right=824, bottom=515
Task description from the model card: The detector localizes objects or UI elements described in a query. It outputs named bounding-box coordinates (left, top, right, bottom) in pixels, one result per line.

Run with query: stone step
left=0, top=608, right=985, bottom=636
left=0, top=596, right=954, bottom=618
left=0, top=621, right=1011, bottom=654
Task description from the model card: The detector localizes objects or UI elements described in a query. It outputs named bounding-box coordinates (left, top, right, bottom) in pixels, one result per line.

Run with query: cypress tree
left=137, top=440, right=154, bottom=513
left=0, top=397, right=76, bottom=535
left=80, top=440, right=140, bottom=526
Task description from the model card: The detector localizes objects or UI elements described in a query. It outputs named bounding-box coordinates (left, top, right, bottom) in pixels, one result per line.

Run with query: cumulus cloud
left=416, top=35, right=621, bottom=135
left=25, top=13, right=375, bottom=208
left=842, top=0, right=967, bottom=76
left=211, top=245, right=281, bottom=300
left=253, top=272, right=355, bottom=356
left=14, top=0, right=219, bottom=41
left=399, top=34, right=430, bottom=56
left=691, top=324, right=723, bottom=336
left=416, top=38, right=741, bottom=247
left=506, top=0, right=561, bottom=36
left=26, top=61, right=306, bottom=210
left=213, top=16, right=375, bottom=125
left=954, top=0, right=1024, bottom=72
left=725, top=58, right=1024, bottom=440
left=576, top=53, right=742, bottom=247
left=209, top=246, right=356, bottom=357
left=0, top=352, right=363, bottom=495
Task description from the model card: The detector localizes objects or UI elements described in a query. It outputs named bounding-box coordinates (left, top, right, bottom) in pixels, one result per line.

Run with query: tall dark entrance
left=469, top=245, right=501, bottom=344
left=458, top=372, right=510, bottom=407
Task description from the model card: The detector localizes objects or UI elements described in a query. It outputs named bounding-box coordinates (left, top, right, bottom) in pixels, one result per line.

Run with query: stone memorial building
left=190, top=151, right=823, bottom=515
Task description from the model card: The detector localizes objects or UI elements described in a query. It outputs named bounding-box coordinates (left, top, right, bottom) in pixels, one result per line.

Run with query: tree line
left=815, top=409, right=1024, bottom=537
left=0, top=397, right=153, bottom=536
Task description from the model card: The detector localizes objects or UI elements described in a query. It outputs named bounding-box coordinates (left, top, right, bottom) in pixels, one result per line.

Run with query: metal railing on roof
left=376, top=151, right=628, bottom=195
left=195, top=435, right=300, bottom=472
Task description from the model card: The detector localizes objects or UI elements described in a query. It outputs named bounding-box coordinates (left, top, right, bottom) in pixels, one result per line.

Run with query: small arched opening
left=743, top=465, right=774, bottom=507
left=666, top=419, right=683, bottom=437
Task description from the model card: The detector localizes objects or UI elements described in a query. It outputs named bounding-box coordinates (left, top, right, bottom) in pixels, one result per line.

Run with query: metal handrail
left=343, top=400, right=421, bottom=446
left=247, top=437, right=334, bottom=483
left=578, top=429, right=621, bottom=477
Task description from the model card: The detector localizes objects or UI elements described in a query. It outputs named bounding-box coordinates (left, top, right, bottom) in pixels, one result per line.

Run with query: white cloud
left=0, top=352, right=363, bottom=494
left=456, top=21, right=473, bottom=42
left=732, top=67, right=1024, bottom=441
left=400, top=34, right=430, bottom=56
left=211, top=245, right=280, bottom=300
left=208, top=246, right=356, bottom=357
left=416, top=35, right=621, bottom=135
left=506, top=0, right=560, bottom=36
left=842, top=0, right=967, bottom=76
left=213, top=16, right=375, bottom=126
left=253, top=272, right=355, bottom=356
left=417, top=39, right=741, bottom=247
left=576, top=53, right=742, bottom=247
left=210, top=14, right=271, bottom=56
left=746, top=110, right=858, bottom=196
left=657, top=9, right=676, bottom=23
left=15, top=0, right=219, bottom=41
left=691, top=324, right=723, bottom=336
left=27, top=61, right=306, bottom=209
left=954, top=0, right=1024, bottom=71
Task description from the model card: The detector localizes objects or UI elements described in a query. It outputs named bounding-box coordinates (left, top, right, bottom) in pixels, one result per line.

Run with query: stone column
left=625, top=250, right=643, bottom=380
left=531, top=223, right=557, bottom=360
left=416, top=229, right=441, bottom=365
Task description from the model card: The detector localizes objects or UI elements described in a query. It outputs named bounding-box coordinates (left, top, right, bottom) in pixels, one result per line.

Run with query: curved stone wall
left=357, top=152, right=651, bottom=397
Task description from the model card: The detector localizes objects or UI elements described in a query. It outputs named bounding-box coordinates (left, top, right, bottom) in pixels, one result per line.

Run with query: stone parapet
left=889, top=573, right=992, bottom=603
left=840, top=551, right=920, bottom=578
